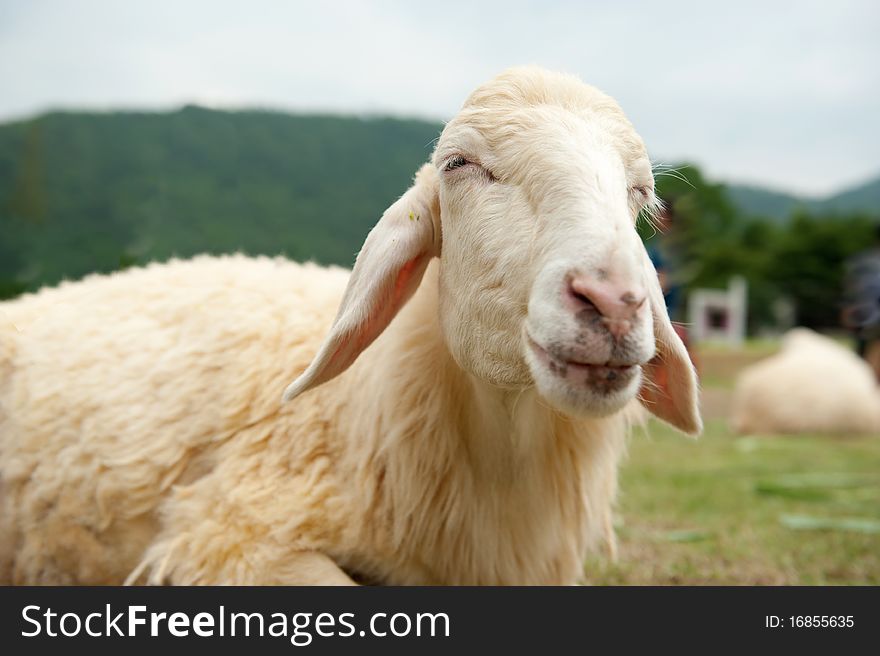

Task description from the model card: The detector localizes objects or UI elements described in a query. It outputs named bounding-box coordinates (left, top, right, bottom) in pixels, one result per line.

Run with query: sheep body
left=0, top=255, right=345, bottom=583
left=731, top=328, right=880, bottom=435
left=0, top=254, right=632, bottom=584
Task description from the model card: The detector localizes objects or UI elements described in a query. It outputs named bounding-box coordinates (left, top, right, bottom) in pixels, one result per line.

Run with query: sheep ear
left=282, top=164, right=441, bottom=403
left=638, top=249, right=702, bottom=436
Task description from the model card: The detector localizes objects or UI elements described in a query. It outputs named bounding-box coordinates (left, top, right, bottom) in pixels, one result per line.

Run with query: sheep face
left=434, top=102, right=658, bottom=417
left=284, top=67, right=701, bottom=434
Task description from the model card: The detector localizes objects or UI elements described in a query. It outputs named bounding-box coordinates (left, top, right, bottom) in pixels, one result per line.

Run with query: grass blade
left=779, top=514, right=880, bottom=534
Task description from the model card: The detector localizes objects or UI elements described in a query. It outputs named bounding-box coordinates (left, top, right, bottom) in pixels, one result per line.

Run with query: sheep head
left=283, top=66, right=701, bottom=435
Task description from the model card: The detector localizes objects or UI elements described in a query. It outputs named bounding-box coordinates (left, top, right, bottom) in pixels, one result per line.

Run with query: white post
left=687, top=276, right=748, bottom=347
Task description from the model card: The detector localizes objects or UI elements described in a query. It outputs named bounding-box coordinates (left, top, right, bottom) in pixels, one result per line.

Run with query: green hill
left=723, top=184, right=804, bottom=222
left=817, top=176, right=880, bottom=214
left=0, top=107, right=442, bottom=296
left=726, top=175, right=880, bottom=222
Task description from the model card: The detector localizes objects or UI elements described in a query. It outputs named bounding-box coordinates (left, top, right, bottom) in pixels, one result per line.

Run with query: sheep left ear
left=282, top=164, right=441, bottom=403
left=638, top=248, right=702, bottom=436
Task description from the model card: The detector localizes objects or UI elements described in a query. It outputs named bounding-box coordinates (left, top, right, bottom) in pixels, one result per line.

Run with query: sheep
left=731, top=328, right=880, bottom=435
left=0, top=66, right=700, bottom=586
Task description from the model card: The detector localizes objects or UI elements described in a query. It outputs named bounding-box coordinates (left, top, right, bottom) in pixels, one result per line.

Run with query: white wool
left=731, top=328, right=880, bottom=435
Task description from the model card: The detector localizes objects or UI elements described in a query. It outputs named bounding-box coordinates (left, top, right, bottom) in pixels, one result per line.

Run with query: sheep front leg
left=128, top=535, right=357, bottom=586
left=127, top=486, right=356, bottom=585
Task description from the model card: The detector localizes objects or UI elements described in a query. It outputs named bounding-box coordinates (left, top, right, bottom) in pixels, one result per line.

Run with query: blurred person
left=647, top=201, right=684, bottom=323
left=842, top=224, right=880, bottom=381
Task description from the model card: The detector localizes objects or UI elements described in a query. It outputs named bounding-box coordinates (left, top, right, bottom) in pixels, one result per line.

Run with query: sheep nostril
left=620, top=291, right=646, bottom=309
left=569, top=287, right=598, bottom=311
left=567, top=274, right=646, bottom=333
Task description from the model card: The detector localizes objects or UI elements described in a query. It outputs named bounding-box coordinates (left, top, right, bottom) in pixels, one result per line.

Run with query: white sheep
left=0, top=66, right=700, bottom=585
left=731, top=328, right=880, bottom=435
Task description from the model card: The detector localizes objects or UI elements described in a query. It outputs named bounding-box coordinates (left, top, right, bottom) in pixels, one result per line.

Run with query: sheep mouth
left=526, top=335, right=638, bottom=393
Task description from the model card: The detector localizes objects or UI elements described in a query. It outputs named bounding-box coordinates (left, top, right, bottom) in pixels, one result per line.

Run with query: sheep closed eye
left=443, top=155, right=498, bottom=182
left=631, top=186, right=651, bottom=202
left=629, top=185, right=656, bottom=212
left=444, top=155, right=469, bottom=171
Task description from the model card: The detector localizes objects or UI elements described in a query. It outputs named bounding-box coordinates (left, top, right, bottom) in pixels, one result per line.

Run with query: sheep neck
left=337, top=261, right=624, bottom=584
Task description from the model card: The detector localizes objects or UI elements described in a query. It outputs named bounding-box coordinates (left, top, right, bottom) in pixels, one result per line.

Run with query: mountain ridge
left=725, top=175, right=880, bottom=221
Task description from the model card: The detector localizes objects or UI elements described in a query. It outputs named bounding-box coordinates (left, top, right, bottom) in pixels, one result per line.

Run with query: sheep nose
left=568, top=275, right=647, bottom=339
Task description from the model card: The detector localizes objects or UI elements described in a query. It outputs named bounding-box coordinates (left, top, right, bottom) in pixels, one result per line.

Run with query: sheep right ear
left=638, top=248, right=702, bottom=436
left=282, top=164, right=441, bottom=403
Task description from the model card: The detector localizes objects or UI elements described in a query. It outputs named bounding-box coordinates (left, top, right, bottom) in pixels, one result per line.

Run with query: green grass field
left=583, top=346, right=880, bottom=585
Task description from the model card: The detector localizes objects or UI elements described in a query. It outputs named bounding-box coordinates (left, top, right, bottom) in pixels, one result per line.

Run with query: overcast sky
left=1, top=0, right=877, bottom=196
